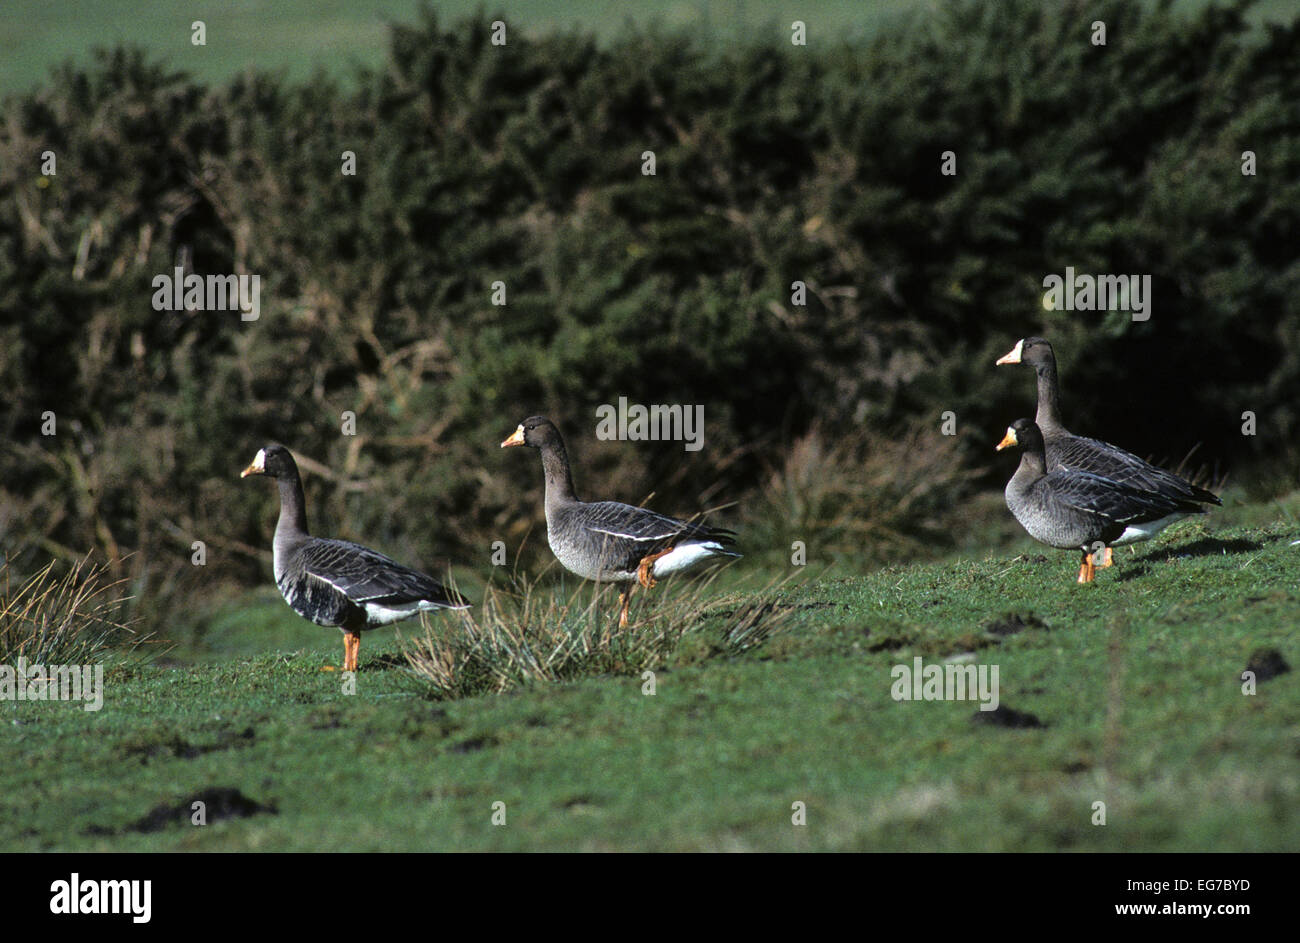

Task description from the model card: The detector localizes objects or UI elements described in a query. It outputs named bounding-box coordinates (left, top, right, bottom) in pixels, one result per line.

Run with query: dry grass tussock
left=399, top=566, right=798, bottom=700
left=0, top=554, right=145, bottom=664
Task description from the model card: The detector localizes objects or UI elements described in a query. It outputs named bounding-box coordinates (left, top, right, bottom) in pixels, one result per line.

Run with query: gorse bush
left=1, top=0, right=1297, bottom=631
left=749, top=423, right=978, bottom=568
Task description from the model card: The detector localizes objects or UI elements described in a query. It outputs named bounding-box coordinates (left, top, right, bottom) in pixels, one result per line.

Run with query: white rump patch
left=363, top=598, right=466, bottom=624
left=1112, top=513, right=1188, bottom=545
left=361, top=601, right=424, bottom=624
left=651, top=542, right=726, bottom=577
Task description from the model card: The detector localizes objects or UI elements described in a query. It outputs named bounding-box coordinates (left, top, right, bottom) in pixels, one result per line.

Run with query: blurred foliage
left=1, top=0, right=1297, bottom=627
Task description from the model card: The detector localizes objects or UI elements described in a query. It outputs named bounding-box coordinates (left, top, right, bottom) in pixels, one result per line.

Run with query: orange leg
left=1095, top=546, right=1114, bottom=569
left=343, top=630, right=361, bottom=671
left=617, top=587, right=631, bottom=628
left=636, top=547, right=675, bottom=590
left=1076, top=550, right=1096, bottom=584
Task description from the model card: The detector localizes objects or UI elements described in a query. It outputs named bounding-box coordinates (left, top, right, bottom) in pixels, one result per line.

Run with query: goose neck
left=1012, top=448, right=1049, bottom=491
left=1034, top=357, right=1067, bottom=432
left=274, top=472, right=310, bottom=543
left=539, top=439, right=578, bottom=511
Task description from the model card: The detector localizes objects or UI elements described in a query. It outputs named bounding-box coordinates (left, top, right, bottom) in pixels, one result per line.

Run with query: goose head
left=995, top=417, right=1046, bottom=454
left=241, top=444, right=296, bottom=479
left=501, top=416, right=562, bottom=450
left=996, top=336, right=1055, bottom=372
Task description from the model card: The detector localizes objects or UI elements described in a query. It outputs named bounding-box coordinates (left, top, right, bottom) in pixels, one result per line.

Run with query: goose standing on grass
left=996, top=337, right=1221, bottom=517
left=501, top=416, right=740, bottom=626
left=241, top=445, right=468, bottom=671
left=997, top=419, right=1210, bottom=583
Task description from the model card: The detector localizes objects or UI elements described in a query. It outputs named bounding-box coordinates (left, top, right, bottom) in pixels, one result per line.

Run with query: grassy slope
left=3, top=1, right=1293, bottom=98
left=3, top=515, right=1296, bottom=852
left=0, top=0, right=918, bottom=98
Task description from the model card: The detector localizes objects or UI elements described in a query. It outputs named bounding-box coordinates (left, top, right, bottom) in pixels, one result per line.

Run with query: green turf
left=0, top=0, right=917, bottom=99
left=3, top=513, right=1296, bottom=851
left=4, top=0, right=1293, bottom=99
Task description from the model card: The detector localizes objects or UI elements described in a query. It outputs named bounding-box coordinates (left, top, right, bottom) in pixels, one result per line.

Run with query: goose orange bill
left=240, top=449, right=267, bottom=477
left=501, top=426, right=525, bottom=448
left=995, top=339, right=1024, bottom=365
left=995, top=427, right=1018, bottom=451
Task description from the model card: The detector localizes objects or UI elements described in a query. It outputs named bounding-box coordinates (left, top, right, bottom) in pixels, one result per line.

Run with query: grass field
left=0, top=0, right=919, bottom=98
left=3, top=0, right=1294, bottom=98
left=5, top=0, right=1298, bottom=855
left=4, top=501, right=1296, bottom=852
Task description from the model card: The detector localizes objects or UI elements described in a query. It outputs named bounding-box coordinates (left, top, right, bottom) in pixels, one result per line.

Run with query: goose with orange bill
left=241, top=444, right=468, bottom=670
left=996, top=336, right=1220, bottom=534
left=501, top=416, right=739, bottom=626
left=996, top=419, right=1210, bottom=583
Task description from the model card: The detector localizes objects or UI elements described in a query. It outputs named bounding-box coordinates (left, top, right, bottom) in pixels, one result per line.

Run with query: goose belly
left=276, top=573, right=352, bottom=628
left=1015, top=514, right=1092, bottom=549
left=549, top=534, right=622, bottom=582
left=1007, top=488, right=1096, bottom=550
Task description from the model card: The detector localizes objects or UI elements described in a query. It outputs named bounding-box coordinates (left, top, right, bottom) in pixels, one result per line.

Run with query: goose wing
left=297, top=538, right=468, bottom=609
left=1053, top=434, right=1220, bottom=505
left=578, top=501, right=738, bottom=572
left=1047, top=468, right=1206, bottom=528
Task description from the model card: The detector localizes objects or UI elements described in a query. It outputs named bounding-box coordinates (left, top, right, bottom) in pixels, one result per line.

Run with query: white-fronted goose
left=997, top=418, right=1210, bottom=583
left=501, top=416, right=740, bottom=625
left=996, top=337, right=1221, bottom=517
left=241, top=445, right=468, bottom=670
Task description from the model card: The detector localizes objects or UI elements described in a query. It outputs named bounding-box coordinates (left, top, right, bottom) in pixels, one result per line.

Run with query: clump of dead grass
left=0, top=554, right=142, bottom=664
left=399, top=566, right=797, bottom=700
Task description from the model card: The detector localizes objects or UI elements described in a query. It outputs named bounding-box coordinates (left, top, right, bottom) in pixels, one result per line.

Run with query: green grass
left=4, top=0, right=1293, bottom=99
left=3, top=514, right=1296, bottom=851
left=0, top=0, right=918, bottom=99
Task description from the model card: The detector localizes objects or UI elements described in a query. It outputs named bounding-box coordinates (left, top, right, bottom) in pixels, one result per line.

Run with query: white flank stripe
left=589, top=527, right=674, bottom=542
left=305, top=569, right=351, bottom=595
